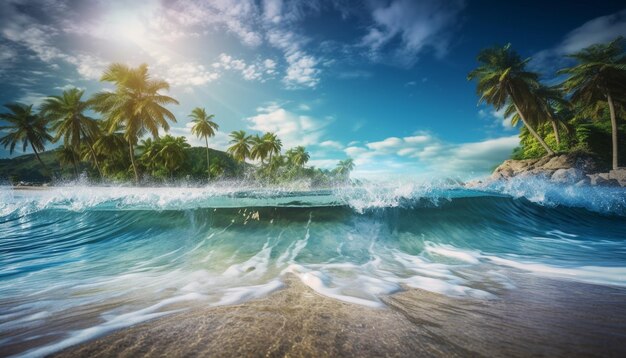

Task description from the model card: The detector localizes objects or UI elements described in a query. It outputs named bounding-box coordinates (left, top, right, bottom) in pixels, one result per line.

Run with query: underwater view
left=1, top=181, right=625, bottom=356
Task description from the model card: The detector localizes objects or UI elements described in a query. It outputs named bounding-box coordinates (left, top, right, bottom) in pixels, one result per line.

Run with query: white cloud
left=532, top=9, right=626, bottom=71
left=345, top=133, right=519, bottom=179
left=246, top=103, right=330, bottom=149
left=168, top=122, right=231, bottom=150
left=361, top=0, right=464, bottom=66
left=319, top=140, right=344, bottom=149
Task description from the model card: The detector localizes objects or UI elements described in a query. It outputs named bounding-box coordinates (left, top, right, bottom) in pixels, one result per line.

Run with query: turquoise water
left=1, top=179, right=625, bottom=356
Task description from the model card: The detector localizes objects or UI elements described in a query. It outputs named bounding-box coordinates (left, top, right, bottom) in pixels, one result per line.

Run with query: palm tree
left=157, top=135, right=190, bottom=179
left=189, top=107, right=218, bottom=180
left=40, top=88, right=102, bottom=178
left=503, top=85, right=570, bottom=148
left=56, top=145, right=79, bottom=175
left=90, top=63, right=179, bottom=183
left=335, top=158, right=355, bottom=177
left=468, top=44, right=555, bottom=155
left=250, top=135, right=268, bottom=164
left=93, top=128, right=129, bottom=177
left=0, top=103, right=52, bottom=172
left=559, top=37, right=626, bottom=170
left=227, top=130, right=252, bottom=162
left=262, top=132, right=282, bottom=163
left=286, top=146, right=310, bottom=168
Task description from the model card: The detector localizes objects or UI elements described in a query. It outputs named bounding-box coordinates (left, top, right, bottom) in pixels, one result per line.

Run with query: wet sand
left=55, top=272, right=626, bottom=358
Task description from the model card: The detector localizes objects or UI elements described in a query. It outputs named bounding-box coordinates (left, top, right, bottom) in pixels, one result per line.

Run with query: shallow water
left=1, top=179, right=625, bottom=356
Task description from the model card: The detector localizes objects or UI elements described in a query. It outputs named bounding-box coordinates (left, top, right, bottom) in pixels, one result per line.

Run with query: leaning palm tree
left=90, top=63, right=179, bottom=183
left=468, top=44, right=555, bottom=155
left=40, top=88, right=102, bottom=178
left=189, top=107, right=218, bottom=180
left=503, top=85, right=570, bottom=148
left=250, top=135, right=268, bottom=164
left=262, top=132, right=282, bottom=163
left=559, top=37, right=626, bottom=170
left=0, top=103, right=52, bottom=172
left=227, top=130, right=252, bottom=162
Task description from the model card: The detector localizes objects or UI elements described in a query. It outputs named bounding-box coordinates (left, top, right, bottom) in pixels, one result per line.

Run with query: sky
left=0, top=0, right=625, bottom=179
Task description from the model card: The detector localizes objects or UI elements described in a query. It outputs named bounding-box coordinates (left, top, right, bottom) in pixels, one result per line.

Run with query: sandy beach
left=53, top=272, right=626, bottom=358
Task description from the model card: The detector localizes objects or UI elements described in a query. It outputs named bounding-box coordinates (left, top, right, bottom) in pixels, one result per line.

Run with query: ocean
left=1, top=179, right=625, bottom=356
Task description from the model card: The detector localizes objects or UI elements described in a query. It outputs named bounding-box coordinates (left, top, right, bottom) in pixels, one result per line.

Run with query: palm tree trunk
left=607, top=92, right=619, bottom=170
left=128, top=140, right=139, bottom=184
left=551, top=121, right=560, bottom=147
left=205, top=136, right=210, bottom=181
left=81, top=130, right=103, bottom=179
left=87, top=142, right=103, bottom=179
left=30, top=144, right=49, bottom=175
left=514, top=104, right=555, bottom=156
left=72, top=150, right=79, bottom=179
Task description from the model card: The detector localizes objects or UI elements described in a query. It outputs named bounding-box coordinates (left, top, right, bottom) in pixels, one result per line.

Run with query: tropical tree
left=56, top=145, right=79, bottom=175
left=227, top=130, right=252, bottom=162
left=92, top=125, right=129, bottom=178
left=335, top=158, right=355, bottom=177
left=138, top=135, right=190, bottom=179
left=0, top=103, right=52, bottom=172
left=90, top=63, right=179, bottom=183
left=502, top=85, right=570, bottom=148
left=262, top=132, right=282, bottom=163
left=250, top=135, right=268, bottom=164
left=156, top=135, right=190, bottom=179
left=468, top=44, right=555, bottom=155
left=189, top=107, right=218, bottom=180
left=559, top=37, right=626, bottom=170
left=286, top=146, right=310, bottom=168
left=40, top=88, right=102, bottom=178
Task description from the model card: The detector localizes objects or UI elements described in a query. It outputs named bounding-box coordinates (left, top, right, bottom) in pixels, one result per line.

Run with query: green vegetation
left=0, top=64, right=354, bottom=185
left=469, top=37, right=626, bottom=170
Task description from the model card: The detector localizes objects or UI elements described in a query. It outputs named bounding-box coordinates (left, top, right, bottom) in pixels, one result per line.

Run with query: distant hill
left=0, top=146, right=242, bottom=184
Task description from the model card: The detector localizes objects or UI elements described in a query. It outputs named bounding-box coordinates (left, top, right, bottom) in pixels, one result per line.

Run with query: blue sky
left=0, top=0, right=625, bottom=179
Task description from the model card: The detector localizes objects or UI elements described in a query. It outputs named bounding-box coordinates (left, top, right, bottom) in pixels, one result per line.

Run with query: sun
left=107, top=11, right=147, bottom=44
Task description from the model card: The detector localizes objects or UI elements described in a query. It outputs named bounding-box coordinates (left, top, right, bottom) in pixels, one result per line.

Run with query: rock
left=608, top=169, right=626, bottom=187
left=586, top=173, right=621, bottom=187
left=575, top=179, right=589, bottom=187
left=551, top=168, right=585, bottom=184
left=491, top=153, right=598, bottom=181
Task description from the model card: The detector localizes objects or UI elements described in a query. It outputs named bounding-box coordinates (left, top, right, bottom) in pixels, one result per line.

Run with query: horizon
left=0, top=0, right=625, bottom=179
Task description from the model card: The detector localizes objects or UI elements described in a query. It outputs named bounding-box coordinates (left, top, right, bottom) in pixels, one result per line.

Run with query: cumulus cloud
left=246, top=103, right=330, bottom=149
left=344, top=132, right=519, bottom=178
left=361, top=0, right=465, bottom=66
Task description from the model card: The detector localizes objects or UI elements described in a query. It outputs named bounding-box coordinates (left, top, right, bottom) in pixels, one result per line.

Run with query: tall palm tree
left=90, top=63, right=179, bottom=183
left=228, top=130, right=252, bottom=162
left=468, top=44, right=555, bottom=155
left=189, top=107, right=218, bottom=180
left=262, top=132, right=282, bottom=163
left=250, top=135, right=268, bottom=164
left=0, top=103, right=52, bottom=172
left=559, top=37, right=626, bottom=170
left=286, top=146, right=310, bottom=168
left=40, top=88, right=102, bottom=178
left=335, top=158, right=355, bottom=177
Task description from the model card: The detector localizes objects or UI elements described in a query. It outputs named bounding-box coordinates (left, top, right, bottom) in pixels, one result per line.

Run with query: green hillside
left=0, top=146, right=242, bottom=184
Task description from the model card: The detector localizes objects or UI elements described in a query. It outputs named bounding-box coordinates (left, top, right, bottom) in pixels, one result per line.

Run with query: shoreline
left=50, top=272, right=626, bottom=358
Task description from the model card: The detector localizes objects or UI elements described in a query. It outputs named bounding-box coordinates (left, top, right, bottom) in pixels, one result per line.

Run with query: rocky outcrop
left=490, top=153, right=624, bottom=187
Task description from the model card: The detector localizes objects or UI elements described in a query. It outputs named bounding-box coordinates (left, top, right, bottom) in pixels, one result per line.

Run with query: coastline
left=52, top=272, right=626, bottom=358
